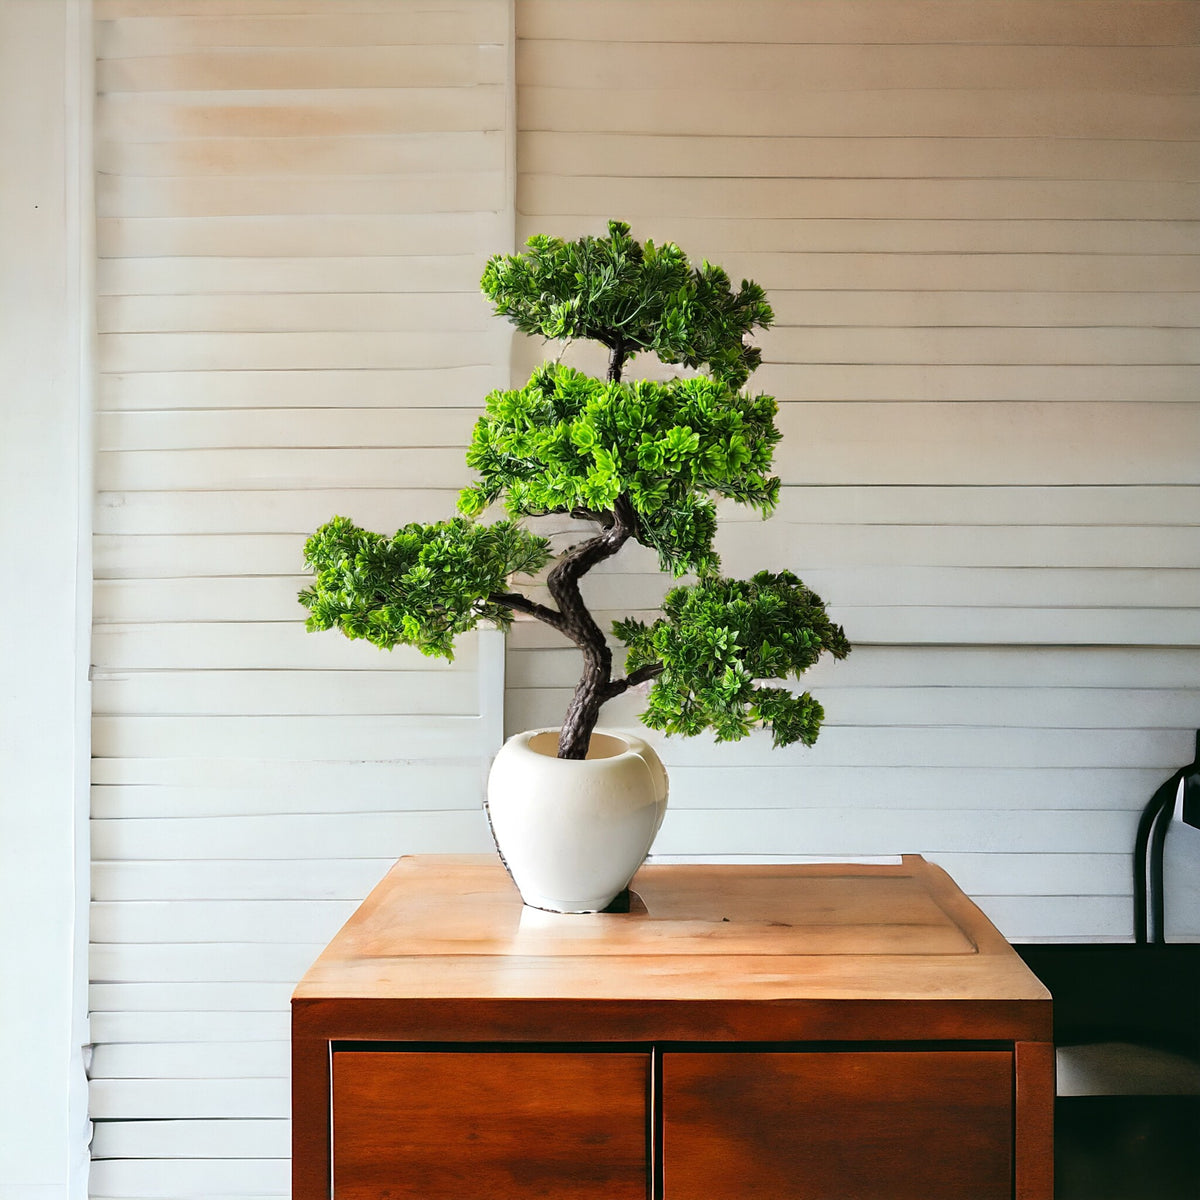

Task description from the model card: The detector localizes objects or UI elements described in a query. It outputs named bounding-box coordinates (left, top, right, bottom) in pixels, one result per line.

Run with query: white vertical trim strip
left=0, top=1, right=92, bottom=1195
left=68, top=3, right=95, bottom=1196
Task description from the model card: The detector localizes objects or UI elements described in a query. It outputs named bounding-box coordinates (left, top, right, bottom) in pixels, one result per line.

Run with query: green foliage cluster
left=615, top=572, right=851, bottom=748
left=481, top=220, right=773, bottom=389
left=299, top=515, right=550, bottom=658
left=301, top=219, right=850, bottom=753
left=459, top=363, right=780, bottom=576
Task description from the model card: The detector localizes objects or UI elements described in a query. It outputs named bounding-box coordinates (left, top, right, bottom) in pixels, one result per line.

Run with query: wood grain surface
left=662, top=1050, right=1013, bottom=1200
left=331, top=1050, right=649, bottom=1199
left=293, top=856, right=1051, bottom=1020
left=1015, top=1040, right=1057, bottom=1200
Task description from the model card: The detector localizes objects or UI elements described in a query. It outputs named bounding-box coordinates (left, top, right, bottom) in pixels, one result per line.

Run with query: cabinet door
left=663, top=1050, right=1012, bottom=1200
left=332, top=1049, right=649, bottom=1199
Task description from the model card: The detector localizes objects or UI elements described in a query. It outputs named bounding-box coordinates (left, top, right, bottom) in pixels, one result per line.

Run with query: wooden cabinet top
left=294, top=855, right=1049, bottom=1018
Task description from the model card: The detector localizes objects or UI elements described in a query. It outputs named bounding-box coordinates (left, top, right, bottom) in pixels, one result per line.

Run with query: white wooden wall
left=509, top=0, right=1200, bottom=941
left=87, top=1, right=1198, bottom=1196
left=89, top=3, right=511, bottom=1197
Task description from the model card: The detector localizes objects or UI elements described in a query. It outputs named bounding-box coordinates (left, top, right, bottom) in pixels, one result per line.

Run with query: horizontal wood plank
left=90, top=1010, right=290, bottom=1043
left=91, top=713, right=498, bottom=762
left=90, top=941, right=332, bottom=983
left=520, top=175, right=1200, bottom=221
left=91, top=810, right=493, bottom=860
left=92, top=668, right=479, bottom=716
left=99, top=130, right=503, bottom=179
left=97, top=291, right=495, bottom=333
left=98, top=0, right=497, bottom=19
left=90, top=1040, right=290, bottom=1079
left=518, top=133, right=1200, bottom=185
left=99, top=369, right=496, bottom=410
left=97, top=406, right=477, bottom=449
left=97, top=86, right=509, bottom=138
left=92, top=858, right=393, bottom=899
left=91, top=621, right=478, bottom=670
left=88, top=1155, right=288, bottom=1196
left=92, top=1116, right=289, bottom=1160
left=90, top=752, right=492, bottom=787
left=821, top=607, right=1200, bottom=646
left=91, top=779, right=481, bottom=818
left=96, top=447, right=470, bottom=492
left=517, top=0, right=1200, bottom=46
left=516, top=214, right=1200, bottom=256
left=761, top=325, right=1200, bottom=366
left=520, top=87, right=1200, bottom=139
left=654, top=806, right=1137, bottom=856
left=754, top=363, right=1200, bottom=402
left=98, top=43, right=505, bottom=92
left=91, top=899, right=360, bottom=944
left=98, top=169, right=506, bottom=218
left=975, top=895, right=1134, bottom=941
left=89, top=981, right=295, bottom=1013
left=519, top=41, right=1200, bottom=94
left=98, top=8, right=508, bottom=55
left=766, top=291, right=1200, bottom=328
left=98, top=330, right=509, bottom=372
left=89, top=1075, right=289, bottom=1120
left=636, top=726, right=1196, bottom=770
left=99, top=257, right=494, bottom=310
left=654, top=766, right=1166, bottom=813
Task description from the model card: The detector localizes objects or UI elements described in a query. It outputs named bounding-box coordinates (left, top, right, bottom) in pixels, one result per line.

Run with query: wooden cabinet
left=293, top=855, right=1053, bottom=1199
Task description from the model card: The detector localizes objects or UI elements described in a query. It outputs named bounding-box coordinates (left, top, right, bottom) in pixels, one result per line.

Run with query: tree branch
left=607, top=336, right=627, bottom=383
left=602, top=661, right=664, bottom=701
left=487, top=590, right=566, bottom=632
left=568, top=506, right=615, bottom=529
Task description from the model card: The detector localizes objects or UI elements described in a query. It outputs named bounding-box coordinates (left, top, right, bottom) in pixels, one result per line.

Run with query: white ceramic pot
left=486, top=727, right=669, bottom=913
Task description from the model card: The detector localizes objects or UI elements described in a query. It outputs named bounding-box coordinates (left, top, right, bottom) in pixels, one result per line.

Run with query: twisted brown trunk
left=544, top=340, right=633, bottom=759
left=556, top=644, right=612, bottom=760
left=548, top=493, right=637, bottom=758
left=496, top=340, right=662, bottom=758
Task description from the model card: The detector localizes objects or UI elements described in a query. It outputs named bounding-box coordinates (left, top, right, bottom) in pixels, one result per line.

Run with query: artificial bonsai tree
left=300, top=221, right=850, bottom=761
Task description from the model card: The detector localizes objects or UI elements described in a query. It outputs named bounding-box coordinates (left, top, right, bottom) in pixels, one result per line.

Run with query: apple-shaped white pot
left=486, top=727, right=669, bottom=913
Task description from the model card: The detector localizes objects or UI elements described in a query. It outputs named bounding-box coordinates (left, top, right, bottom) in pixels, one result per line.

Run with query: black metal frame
left=1133, top=729, right=1200, bottom=945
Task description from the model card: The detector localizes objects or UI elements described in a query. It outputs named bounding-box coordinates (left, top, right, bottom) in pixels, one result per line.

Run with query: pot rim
left=506, top=726, right=653, bottom=764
